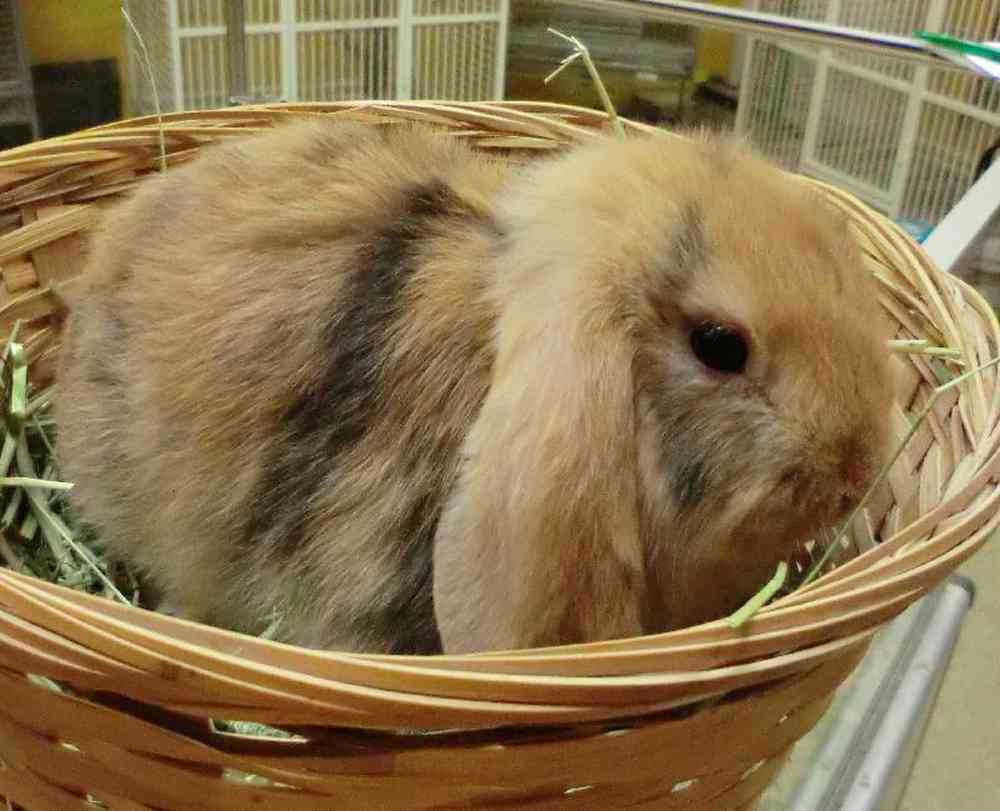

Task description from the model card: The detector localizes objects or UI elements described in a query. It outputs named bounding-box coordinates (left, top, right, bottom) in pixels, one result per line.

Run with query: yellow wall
left=21, top=0, right=129, bottom=117
left=694, top=0, right=741, bottom=83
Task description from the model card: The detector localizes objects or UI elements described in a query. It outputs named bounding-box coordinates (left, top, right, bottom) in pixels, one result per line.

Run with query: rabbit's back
left=55, top=120, right=508, bottom=652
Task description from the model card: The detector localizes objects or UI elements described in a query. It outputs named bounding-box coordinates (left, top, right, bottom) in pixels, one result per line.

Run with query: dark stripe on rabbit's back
left=353, top=489, right=443, bottom=654
left=244, top=180, right=456, bottom=553
left=242, top=178, right=485, bottom=654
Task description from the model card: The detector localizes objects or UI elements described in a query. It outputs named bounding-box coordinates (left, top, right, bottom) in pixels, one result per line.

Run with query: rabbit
left=53, top=116, right=896, bottom=656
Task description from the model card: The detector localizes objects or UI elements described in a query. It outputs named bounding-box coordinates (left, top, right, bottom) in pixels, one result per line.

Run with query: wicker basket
left=0, top=101, right=996, bottom=811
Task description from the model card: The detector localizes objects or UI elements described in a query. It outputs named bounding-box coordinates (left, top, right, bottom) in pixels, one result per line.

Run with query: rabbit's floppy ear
left=433, top=274, right=645, bottom=654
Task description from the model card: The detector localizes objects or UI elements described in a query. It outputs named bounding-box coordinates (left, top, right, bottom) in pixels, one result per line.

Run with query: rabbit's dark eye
left=690, top=322, right=748, bottom=374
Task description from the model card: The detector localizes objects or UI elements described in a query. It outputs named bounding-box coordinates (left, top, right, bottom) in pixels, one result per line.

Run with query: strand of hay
left=121, top=5, right=167, bottom=174
left=0, top=331, right=131, bottom=604
left=800, top=351, right=1000, bottom=587
left=545, top=29, right=627, bottom=138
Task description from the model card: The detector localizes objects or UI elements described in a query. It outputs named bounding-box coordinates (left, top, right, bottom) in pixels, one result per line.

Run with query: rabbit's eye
left=690, top=323, right=748, bottom=374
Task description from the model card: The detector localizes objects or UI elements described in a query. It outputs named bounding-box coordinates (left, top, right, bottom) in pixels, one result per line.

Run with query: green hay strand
left=726, top=562, right=789, bottom=628
left=0, top=338, right=131, bottom=603
left=801, top=353, right=1000, bottom=588
left=0, top=476, right=74, bottom=491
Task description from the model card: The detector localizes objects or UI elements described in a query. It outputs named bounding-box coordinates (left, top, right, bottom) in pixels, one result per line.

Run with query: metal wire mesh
left=739, top=0, right=1000, bottom=227
left=0, top=0, right=40, bottom=138
left=123, top=0, right=507, bottom=116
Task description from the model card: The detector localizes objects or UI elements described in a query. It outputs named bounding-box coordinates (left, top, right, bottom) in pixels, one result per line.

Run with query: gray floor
left=898, top=539, right=1000, bottom=810
left=757, top=537, right=999, bottom=810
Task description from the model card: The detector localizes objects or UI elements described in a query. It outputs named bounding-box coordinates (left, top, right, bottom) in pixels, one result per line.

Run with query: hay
left=121, top=5, right=167, bottom=174
left=0, top=329, right=134, bottom=604
left=545, top=29, right=627, bottom=138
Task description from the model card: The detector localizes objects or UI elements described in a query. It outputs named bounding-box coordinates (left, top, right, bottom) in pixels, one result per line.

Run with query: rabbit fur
left=54, top=118, right=895, bottom=655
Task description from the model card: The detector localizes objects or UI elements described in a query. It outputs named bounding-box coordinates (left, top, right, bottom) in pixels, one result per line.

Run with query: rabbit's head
left=433, top=131, right=895, bottom=653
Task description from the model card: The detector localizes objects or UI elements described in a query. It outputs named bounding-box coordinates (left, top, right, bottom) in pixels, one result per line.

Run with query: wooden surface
left=0, top=100, right=995, bottom=810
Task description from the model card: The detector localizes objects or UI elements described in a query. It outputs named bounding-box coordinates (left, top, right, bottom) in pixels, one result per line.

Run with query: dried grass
left=0, top=326, right=134, bottom=605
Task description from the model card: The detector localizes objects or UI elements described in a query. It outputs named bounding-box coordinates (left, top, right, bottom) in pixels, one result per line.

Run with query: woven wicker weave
left=0, top=101, right=996, bottom=811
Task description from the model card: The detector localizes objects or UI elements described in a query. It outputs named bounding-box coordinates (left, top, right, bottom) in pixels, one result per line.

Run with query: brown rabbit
left=54, top=118, right=895, bottom=655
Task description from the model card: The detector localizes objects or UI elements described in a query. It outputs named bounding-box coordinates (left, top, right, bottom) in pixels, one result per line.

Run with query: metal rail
left=553, top=0, right=976, bottom=72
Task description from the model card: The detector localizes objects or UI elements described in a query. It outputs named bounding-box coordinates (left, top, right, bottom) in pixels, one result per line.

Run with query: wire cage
left=737, top=0, right=1000, bottom=228
left=123, top=0, right=510, bottom=115
left=0, top=0, right=40, bottom=147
